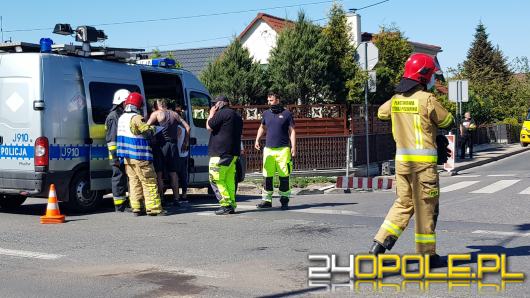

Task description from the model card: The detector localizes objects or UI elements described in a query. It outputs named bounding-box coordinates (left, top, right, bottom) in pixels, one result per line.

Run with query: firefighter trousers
left=262, top=147, right=293, bottom=202
left=209, top=156, right=238, bottom=208
left=374, top=165, right=439, bottom=255
left=111, top=162, right=128, bottom=206
left=124, top=159, right=162, bottom=214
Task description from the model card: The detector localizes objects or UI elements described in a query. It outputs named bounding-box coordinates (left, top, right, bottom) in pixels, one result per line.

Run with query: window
left=141, top=71, right=184, bottom=114
left=88, top=82, right=140, bottom=124
left=190, top=91, right=211, bottom=128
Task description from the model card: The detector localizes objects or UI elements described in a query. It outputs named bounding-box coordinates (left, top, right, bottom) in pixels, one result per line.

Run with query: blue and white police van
left=0, top=26, right=223, bottom=212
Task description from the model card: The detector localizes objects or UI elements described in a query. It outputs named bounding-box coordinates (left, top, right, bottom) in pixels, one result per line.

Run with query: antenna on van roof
left=0, top=23, right=144, bottom=62
left=53, top=23, right=108, bottom=57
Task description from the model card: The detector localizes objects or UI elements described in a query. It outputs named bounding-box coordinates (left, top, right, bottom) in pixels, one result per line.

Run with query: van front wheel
left=67, top=171, right=102, bottom=212
left=521, top=142, right=528, bottom=147
left=0, top=195, right=27, bottom=210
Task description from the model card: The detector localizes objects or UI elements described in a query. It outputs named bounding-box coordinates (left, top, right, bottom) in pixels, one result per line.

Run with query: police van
left=0, top=29, right=221, bottom=212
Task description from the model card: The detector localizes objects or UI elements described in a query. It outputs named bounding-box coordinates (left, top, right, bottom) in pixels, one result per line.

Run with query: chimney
left=346, top=10, right=361, bottom=47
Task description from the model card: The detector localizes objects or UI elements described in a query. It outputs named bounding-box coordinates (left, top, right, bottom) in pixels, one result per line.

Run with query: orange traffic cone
left=40, top=184, right=65, bottom=224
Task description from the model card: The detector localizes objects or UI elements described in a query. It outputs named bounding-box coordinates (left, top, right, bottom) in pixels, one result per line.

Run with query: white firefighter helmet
left=113, top=89, right=130, bottom=105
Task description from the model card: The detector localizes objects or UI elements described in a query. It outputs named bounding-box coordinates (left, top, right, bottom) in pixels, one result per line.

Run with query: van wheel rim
left=75, top=179, right=96, bottom=206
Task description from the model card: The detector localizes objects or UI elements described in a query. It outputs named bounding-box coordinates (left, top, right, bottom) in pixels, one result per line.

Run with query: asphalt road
left=0, top=151, right=529, bottom=297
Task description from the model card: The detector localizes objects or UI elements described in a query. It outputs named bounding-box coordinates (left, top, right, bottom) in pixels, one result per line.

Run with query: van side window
left=141, top=71, right=185, bottom=114
left=190, top=92, right=211, bottom=128
left=88, top=82, right=140, bottom=124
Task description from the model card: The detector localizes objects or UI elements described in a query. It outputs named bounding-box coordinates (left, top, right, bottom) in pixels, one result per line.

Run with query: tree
left=268, top=11, right=332, bottom=105
left=367, top=25, right=413, bottom=104
left=200, top=38, right=268, bottom=105
left=463, top=23, right=511, bottom=83
left=321, top=3, right=364, bottom=103
left=457, top=22, right=515, bottom=124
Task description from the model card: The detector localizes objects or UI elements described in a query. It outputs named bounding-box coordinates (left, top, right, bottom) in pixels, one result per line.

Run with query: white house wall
left=241, top=20, right=278, bottom=64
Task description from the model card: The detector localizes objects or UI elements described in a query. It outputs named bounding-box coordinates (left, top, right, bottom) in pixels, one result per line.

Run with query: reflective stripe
left=414, top=115, right=423, bottom=149
left=439, top=114, right=454, bottom=128
left=396, top=148, right=437, bottom=163
left=396, top=154, right=437, bottom=163
left=415, top=233, right=436, bottom=243
left=382, top=220, right=403, bottom=237
left=396, top=148, right=437, bottom=156
left=107, top=145, right=117, bottom=151
left=116, top=149, right=153, bottom=160
left=114, top=198, right=126, bottom=205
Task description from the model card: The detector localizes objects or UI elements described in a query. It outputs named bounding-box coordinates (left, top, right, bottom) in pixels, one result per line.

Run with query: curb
left=335, top=176, right=393, bottom=190
left=451, top=147, right=529, bottom=174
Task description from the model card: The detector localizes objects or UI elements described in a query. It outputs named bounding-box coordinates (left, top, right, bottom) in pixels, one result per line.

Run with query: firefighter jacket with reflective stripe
left=377, top=86, right=453, bottom=172
left=117, top=112, right=155, bottom=161
left=105, top=105, right=123, bottom=161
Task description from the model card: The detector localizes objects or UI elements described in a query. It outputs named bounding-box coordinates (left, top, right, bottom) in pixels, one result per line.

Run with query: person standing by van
left=117, top=92, right=164, bottom=216
left=206, top=95, right=243, bottom=215
left=175, top=104, right=190, bottom=201
left=105, top=89, right=130, bottom=212
left=147, top=99, right=190, bottom=206
left=254, top=92, right=296, bottom=210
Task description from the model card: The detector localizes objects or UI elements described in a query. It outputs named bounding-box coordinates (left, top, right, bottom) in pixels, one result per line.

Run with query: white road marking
left=440, top=181, right=480, bottom=192
left=470, top=180, right=520, bottom=194
left=0, top=248, right=63, bottom=260
left=487, top=174, right=516, bottom=177
left=519, top=186, right=530, bottom=195
left=472, top=230, right=530, bottom=237
left=196, top=212, right=216, bottom=216
left=236, top=204, right=359, bottom=215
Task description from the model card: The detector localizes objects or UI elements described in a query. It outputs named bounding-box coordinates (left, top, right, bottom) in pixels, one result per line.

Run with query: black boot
left=280, top=196, right=289, bottom=210
left=257, top=201, right=272, bottom=209
left=369, top=241, right=387, bottom=255
left=215, top=206, right=235, bottom=215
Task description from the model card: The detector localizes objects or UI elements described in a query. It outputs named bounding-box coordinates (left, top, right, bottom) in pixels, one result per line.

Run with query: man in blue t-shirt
left=254, top=92, right=296, bottom=210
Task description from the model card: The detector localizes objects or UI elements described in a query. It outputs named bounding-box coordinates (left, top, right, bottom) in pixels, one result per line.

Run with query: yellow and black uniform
left=260, top=107, right=295, bottom=205
left=207, top=107, right=243, bottom=210
left=373, top=85, right=453, bottom=255
left=117, top=111, right=162, bottom=215
left=105, top=104, right=128, bottom=210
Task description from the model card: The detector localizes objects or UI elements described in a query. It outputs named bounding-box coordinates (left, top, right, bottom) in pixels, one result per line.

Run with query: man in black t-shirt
left=254, top=92, right=296, bottom=210
left=460, top=111, right=476, bottom=159
left=207, top=95, right=243, bottom=215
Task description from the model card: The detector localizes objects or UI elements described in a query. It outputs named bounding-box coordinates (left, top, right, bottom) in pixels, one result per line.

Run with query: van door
left=187, top=90, right=211, bottom=185
left=80, top=61, right=143, bottom=190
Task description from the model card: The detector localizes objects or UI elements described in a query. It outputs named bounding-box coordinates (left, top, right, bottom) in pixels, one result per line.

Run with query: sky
left=1, top=0, right=528, bottom=72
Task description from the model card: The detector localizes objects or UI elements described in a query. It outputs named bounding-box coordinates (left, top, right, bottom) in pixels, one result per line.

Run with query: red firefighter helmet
left=403, top=53, right=439, bottom=84
left=124, top=92, right=144, bottom=109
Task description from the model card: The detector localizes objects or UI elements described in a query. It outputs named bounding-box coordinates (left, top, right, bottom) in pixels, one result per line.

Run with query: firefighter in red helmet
left=116, top=92, right=164, bottom=216
left=369, top=53, right=453, bottom=264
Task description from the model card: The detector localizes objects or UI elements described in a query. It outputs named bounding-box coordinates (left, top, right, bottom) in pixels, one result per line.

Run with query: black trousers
left=460, top=135, right=473, bottom=159
left=111, top=163, right=128, bottom=200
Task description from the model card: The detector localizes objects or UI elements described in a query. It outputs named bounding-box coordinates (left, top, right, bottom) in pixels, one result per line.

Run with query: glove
left=436, top=135, right=451, bottom=165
